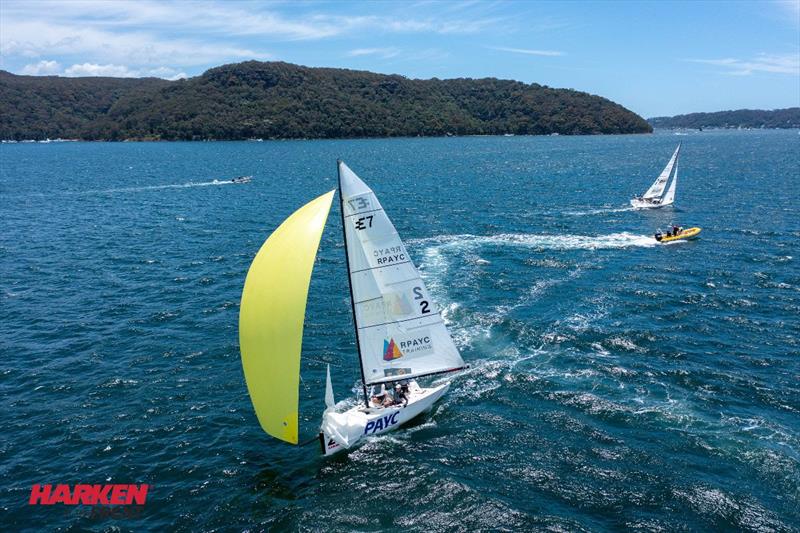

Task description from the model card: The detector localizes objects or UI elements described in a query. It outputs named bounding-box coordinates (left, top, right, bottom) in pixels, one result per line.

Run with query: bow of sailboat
left=239, top=190, right=335, bottom=444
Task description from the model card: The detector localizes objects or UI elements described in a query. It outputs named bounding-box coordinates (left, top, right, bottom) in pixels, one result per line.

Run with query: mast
left=337, top=160, right=370, bottom=407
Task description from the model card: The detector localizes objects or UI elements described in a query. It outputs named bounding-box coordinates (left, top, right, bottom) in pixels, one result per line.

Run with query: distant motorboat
left=631, top=143, right=680, bottom=209
left=231, top=175, right=253, bottom=184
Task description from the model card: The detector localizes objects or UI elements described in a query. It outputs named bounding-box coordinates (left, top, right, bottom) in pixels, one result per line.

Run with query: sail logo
left=383, top=338, right=404, bottom=361
left=383, top=291, right=413, bottom=318
left=29, top=484, right=148, bottom=505
left=399, top=336, right=431, bottom=353
left=347, top=195, right=371, bottom=213
left=382, top=331, right=434, bottom=361
left=373, top=245, right=406, bottom=265
left=362, top=291, right=414, bottom=324
left=397, top=330, right=434, bottom=356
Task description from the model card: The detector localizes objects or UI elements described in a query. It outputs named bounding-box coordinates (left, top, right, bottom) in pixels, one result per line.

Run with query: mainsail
left=338, top=161, right=465, bottom=386
left=661, top=157, right=677, bottom=205
left=239, top=190, right=335, bottom=444
left=643, top=143, right=680, bottom=200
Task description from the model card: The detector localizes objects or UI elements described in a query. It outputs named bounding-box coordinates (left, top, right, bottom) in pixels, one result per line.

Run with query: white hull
left=630, top=197, right=673, bottom=209
left=320, top=381, right=450, bottom=456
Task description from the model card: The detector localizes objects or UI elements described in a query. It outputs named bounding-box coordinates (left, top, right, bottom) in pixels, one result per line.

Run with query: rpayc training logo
left=383, top=338, right=404, bottom=360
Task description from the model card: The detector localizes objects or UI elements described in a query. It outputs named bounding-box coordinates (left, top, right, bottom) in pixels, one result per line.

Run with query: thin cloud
left=1, top=0, right=503, bottom=77
left=488, top=46, right=565, bottom=57
left=2, top=20, right=269, bottom=67
left=1, top=1, right=501, bottom=42
left=384, top=16, right=501, bottom=34
left=686, top=53, right=799, bottom=75
left=348, top=48, right=401, bottom=59
left=0, top=1, right=343, bottom=41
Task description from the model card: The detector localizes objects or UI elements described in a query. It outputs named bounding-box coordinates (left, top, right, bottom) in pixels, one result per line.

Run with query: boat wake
left=411, top=231, right=654, bottom=355
left=410, top=231, right=656, bottom=252
left=563, top=206, right=638, bottom=216
left=77, top=180, right=237, bottom=195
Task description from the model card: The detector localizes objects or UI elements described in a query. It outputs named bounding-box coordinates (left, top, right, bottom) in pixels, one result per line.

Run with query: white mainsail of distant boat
left=631, top=143, right=681, bottom=208
left=239, top=161, right=466, bottom=456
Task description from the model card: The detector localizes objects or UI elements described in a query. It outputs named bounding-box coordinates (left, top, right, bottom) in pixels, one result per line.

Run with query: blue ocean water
left=1, top=130, right=798, bottom=531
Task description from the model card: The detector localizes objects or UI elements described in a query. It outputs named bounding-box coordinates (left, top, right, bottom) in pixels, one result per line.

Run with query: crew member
left=371, top=384, right=394, bottom=407
left=395, top=382, right=409, bottom=406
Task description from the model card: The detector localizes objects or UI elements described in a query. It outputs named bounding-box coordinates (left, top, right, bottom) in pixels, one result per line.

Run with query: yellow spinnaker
left=239, top=190, right=335, bottom=444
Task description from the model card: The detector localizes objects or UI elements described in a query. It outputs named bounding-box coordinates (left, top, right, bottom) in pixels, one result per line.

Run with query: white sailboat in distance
left=239, top=161, right=466, bottom=456
left=631, top=143, right=680, bottom=208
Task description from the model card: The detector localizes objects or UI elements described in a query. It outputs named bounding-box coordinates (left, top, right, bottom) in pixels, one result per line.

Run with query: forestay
left=643, top=143, right=680, bottom=199
left=338, top=161, right=465, bottom=385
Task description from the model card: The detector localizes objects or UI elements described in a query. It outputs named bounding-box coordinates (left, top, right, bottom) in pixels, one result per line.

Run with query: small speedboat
left=655, top=227, right=701, bottom=243
left=231, top=175, right=253, bottom=184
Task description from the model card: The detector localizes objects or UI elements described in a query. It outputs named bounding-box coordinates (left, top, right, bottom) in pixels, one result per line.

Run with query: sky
left=1, top=0, right=798, bottom=118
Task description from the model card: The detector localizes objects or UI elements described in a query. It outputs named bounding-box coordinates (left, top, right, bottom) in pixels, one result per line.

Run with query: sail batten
left=338, top=161, right=465, bottom=386
left=239, top=190, right=335, bottom=444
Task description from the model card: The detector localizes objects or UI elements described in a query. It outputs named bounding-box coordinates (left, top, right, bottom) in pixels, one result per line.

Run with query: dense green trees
left=1, top=61, right=652, bottom=140
left=648, top=108, right=800, bottom=129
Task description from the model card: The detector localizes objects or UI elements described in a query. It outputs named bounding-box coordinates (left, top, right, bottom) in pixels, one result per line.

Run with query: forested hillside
left=1, top=61, right=652, bottom=140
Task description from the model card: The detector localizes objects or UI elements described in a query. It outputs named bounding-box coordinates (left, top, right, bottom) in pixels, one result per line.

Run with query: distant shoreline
left=0, top=131, right=652, bottom=143
left=6, top=128, right=800, bottom=144
left=647, top=107, right=800, bottom=130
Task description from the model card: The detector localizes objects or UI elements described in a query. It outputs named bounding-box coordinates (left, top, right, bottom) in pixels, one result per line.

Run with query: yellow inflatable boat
left=657, top=227, right=701, bottom=243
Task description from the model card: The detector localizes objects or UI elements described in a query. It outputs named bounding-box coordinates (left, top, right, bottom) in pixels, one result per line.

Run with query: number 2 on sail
left=413, top=286, right=430, bottom=314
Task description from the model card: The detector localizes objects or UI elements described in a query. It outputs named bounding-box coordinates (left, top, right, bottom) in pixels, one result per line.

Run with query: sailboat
left=239, top=161, right=466, bottom=456
left=630, top=143, right=680, bottom=208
